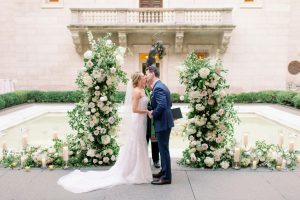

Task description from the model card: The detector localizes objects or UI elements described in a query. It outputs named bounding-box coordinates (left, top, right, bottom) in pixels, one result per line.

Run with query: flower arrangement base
left=233, top=162, right=240, bottom=170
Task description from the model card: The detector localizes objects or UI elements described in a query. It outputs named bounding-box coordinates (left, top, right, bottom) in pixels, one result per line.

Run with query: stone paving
left=0, top=159, right=300, bottom=200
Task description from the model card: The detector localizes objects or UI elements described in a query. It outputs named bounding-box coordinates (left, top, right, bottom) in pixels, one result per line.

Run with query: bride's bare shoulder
left=132, top=88, right=142, bottom=98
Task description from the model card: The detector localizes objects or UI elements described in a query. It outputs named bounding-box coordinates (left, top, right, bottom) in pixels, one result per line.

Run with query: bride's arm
left=132, top=90, right=149, bottom=114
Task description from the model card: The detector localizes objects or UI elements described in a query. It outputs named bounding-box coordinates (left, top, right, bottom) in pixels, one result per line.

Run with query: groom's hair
left=146, top=65, right=160, bottom=78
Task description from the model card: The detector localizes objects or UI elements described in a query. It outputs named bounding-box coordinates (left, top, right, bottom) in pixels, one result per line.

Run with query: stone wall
left=0, top=0, right=299, bottom=93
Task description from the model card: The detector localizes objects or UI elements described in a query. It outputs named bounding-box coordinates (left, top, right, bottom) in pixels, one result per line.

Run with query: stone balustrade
left=70, top=8, right=233, bottom=26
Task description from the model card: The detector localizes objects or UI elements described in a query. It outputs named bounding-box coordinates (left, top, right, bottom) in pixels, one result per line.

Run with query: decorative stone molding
left=187, top=45, right=213, bottom=56
left=118, top=32, right=127, bottom=47
left=175, top=31, right=184, bottom=53
left=71, top=31, right=83, bottom=54
left=219, top=31, right=232, bottom=55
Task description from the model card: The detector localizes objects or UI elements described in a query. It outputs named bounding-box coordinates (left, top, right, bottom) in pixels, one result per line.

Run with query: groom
left=146, top=65, right=174, bottom=185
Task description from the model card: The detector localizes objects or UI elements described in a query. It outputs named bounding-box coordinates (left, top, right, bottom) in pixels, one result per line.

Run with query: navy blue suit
left=151, top=80, right=174, bottom=180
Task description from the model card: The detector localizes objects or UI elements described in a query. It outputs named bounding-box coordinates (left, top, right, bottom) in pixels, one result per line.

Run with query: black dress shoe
left=153, top=161, right=160, bottom=168
left=151, top=179, right=172, bottom=185
left=152, top=171, right=162, bottom=179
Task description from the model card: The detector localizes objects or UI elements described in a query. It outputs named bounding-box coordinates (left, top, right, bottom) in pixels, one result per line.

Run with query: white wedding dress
left=57, top=96, right=152, bottom=193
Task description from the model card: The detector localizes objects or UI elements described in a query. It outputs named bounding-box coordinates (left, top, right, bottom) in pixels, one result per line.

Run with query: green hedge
left=0, top=90, right=300, bottom=111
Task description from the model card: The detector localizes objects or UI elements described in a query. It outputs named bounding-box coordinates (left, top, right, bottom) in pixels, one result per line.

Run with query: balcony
left=70, top=8, right=233, bottom=26
left=68, top=8, right=235, bottom=54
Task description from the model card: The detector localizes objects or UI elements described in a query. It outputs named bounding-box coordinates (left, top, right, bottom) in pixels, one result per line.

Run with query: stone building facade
left=0, top=0, right=300, bottom=93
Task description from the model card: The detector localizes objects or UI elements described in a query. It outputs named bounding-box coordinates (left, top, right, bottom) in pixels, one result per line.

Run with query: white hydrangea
left=220, top=161, right=230, bottom=169
left=92, top=70, right=105, bottom=82
left=86, top=149, right=96, bottom=157
left=204, top=157, right=214, bottom=167
left=189, top=147, right=196, bottom=154
left=107, top=149, right=113, bottom=155
left=106, top=40, right=113, bottom=46
left=101, top=135, right=111, bottom=145
left=219, top=90, right=226, bottom=98
left=199, top=68, right=210, bottom=79
left=116, top=54, right=125, bottom=66
left=84, top=50, right=93, bottom=60
left=82, top=73, right=93, bottom=87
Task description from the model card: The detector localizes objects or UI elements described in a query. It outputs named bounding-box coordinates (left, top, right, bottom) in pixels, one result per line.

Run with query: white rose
left=83, top=158, right=89, bottom=163
left=93, top=159, right=98, bottom=164
left=98, top=161, right=103, bottom=165
left=195, top=104, right=205, bottom=111
left=199, top=68, right=210, bottom=79
left=103, top=157, right=110, bottom=163
left=208, top=99, right=215, bottom=106
left=220, top=161, right=230, bottom=169
left=218, top=109, right=224, bottom=116
left=87, top=60, right=94, bottom=68
left=211, top=114, right=219, bottom=121
left=95, top=86, right=100, bottom=90
left=180, top=95, right=185, bottom=101
left=111, top=155, right=116, bottom=161
left=204, top=157, right=214, bottom=167
left=201, top=143, right=208, bottom=150
left=95, top=91, right=100, bottom=96
left=191, top=153, right=197, bottom=162
left=84, top=50, right=93, bottom=60
left=100, top=96, right=108, bottom=102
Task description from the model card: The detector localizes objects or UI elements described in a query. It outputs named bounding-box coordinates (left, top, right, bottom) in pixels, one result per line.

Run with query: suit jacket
left=151, top=80, right=174, bottom=132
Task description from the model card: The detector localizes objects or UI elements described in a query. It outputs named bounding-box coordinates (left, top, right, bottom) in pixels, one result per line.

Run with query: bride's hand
left=147, top=110, right=153, bottom=119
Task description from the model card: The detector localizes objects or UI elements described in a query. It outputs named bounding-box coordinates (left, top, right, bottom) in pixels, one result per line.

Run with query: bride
left=57, top=72, right=153, bottom=193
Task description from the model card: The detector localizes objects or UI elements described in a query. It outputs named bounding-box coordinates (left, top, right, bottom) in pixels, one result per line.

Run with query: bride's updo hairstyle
left=131, top=72, right=142, bottom=88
